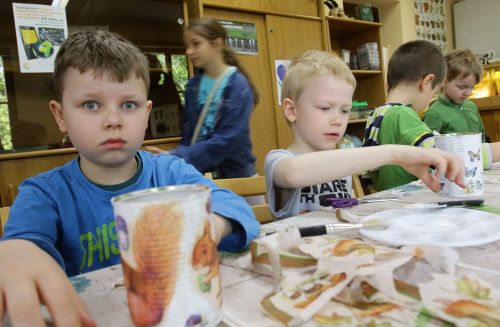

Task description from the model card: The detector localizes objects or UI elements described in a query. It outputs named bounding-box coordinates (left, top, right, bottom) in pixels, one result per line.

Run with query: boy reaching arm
left=265, top=50, right=464, bottom=219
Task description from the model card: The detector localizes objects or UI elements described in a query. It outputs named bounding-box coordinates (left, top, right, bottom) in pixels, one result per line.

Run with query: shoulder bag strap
left=190, top=66, right=235, bottom=145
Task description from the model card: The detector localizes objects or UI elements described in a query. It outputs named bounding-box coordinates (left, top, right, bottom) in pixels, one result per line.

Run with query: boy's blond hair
left=445, top=48, right=483, bottom=83
left=53, top=31, right=150, bottom=101
left=281, top=50, right=356, bottom=103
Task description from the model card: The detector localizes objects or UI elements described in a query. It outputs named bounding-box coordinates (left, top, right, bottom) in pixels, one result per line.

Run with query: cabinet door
left=266, top=15, right=324, bottom=148
left=204, top=8, right=278, bottom=175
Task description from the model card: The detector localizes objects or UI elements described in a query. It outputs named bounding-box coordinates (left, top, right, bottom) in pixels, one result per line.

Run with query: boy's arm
left=271, top=145, right=464, bottom=193
left=0, top=239, right=95, bottom=326
left=165, top=156, right=260, bottom=251
left=489, top=142, right=500, bottom=163
left=264, top=150, right=301, bottom=219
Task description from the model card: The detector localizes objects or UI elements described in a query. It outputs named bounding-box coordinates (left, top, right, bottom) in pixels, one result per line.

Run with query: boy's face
left=444, top=74, right=476, bottom=104
left=285, top=74, right=354, bottom=152
left=50, top=68, right=152, bottom=173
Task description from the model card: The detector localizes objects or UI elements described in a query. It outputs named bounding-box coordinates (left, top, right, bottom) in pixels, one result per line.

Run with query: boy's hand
left=395, top=147, right=465, bottom=192
left=144, top=146, right=168, bottom=155
left=0, top=239, right=96, bottom=327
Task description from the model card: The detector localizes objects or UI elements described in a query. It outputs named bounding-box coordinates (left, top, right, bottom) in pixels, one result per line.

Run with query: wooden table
left=70, top=165, right=500, bottom=326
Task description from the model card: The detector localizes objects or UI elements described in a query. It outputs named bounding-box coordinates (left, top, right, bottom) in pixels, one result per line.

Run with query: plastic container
left=350, top=101, right=368, bottom=119
left=357, top=42, right=380, bottom=70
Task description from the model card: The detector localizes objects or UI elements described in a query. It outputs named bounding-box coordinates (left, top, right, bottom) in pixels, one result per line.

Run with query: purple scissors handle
left=326, top=197, right=359, bottom=208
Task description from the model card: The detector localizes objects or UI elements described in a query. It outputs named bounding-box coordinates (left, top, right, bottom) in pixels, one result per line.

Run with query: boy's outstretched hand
left=394, top=146, right=465, bottom=193
left=0, top=239, right=96, bottom=327
left=144, top=146, right=168, bottom=155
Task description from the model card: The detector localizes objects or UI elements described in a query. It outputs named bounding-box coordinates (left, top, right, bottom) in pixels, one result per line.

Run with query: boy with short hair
left=265, top=50, right=464, bottom=219
left=0, top=31, right=259, bottom=326
left=363, top=40, right=500, bottom=191
left=424, top=48, right=487, bottom=142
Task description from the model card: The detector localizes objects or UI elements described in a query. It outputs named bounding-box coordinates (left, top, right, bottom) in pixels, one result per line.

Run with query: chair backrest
left=352, top=174, right=365, bottom=198
left=0, top=206, right=10, bottom=238
left=212, top=176, right=273, bottom=224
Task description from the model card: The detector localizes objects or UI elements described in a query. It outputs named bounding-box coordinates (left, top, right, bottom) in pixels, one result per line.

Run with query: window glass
left=0, top=0, right=187, bottom=153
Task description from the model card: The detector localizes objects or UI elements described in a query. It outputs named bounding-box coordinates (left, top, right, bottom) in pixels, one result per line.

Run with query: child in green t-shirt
left=424, top=48, right=487, bottom=142
left=363, top=40, right=500, bottom=191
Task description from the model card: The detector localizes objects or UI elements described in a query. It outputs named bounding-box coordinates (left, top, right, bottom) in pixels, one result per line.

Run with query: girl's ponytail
left=222, top=46, right=259, bottom=105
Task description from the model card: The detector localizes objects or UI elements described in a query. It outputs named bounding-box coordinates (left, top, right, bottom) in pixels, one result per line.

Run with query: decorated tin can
left=434, top=133, right=483, bottom=197
left=112, top=185, right=221, bottom=327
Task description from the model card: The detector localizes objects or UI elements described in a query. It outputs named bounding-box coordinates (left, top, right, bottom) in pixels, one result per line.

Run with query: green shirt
left=424, top=95, right=486, bottom=142
left=364, top=104, right=434, bottom=191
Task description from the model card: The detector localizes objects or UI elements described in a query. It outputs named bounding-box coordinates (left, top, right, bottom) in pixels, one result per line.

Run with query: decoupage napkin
left=419, top=273, right=500, bottom=327
left=220, top=220, right=500, bottom=326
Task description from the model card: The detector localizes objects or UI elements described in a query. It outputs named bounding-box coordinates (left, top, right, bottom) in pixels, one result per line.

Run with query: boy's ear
left=282, top=98, right=297, bottom=123
left=145, top=100, right=153, bottom=128
left=420, top=74, right=436, bottom=91
left=49, top=100, right=67, bottom=133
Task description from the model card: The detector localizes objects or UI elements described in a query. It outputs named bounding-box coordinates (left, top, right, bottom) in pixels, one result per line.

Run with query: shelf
left=472, top=95, right=500, bottom=110
left=326, top=16, right=382, bottom=37
left=348, top=118, right=368, bottom=124
left=345, top=0, right=399, bottom=6
left=352, top=70, right=381, bottom=75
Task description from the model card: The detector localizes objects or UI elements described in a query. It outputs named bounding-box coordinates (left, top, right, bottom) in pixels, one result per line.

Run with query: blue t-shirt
left=1, top=151, right=259, bottom=276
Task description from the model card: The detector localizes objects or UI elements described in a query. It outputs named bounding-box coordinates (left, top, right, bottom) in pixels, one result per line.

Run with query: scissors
left=326, top=196, right=400, bottom=208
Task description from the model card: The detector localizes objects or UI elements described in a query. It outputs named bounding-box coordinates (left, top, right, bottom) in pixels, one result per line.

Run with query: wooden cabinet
left=191, top=0, right=325, bottom=159
left=474, top=96, right=500, bottom=142
left=0, top=138, right=180, bottom=207
left=324, top=13, right=387, bottom=141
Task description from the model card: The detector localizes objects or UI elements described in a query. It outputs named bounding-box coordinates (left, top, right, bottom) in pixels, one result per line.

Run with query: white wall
left=454, top=0, right=500, bottom=57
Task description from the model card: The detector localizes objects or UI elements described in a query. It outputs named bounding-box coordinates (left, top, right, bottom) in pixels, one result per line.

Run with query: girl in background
left=148, top=17, right=259, bottom=178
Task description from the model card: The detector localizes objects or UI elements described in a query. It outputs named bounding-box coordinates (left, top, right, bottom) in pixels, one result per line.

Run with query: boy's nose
left=329, top=113, right=342, bottom=125
left=103, top=108, right=123, bottom=129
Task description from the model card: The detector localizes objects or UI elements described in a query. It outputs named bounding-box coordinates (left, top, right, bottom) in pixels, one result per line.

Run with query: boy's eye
left=342, top=109, right=351, bottom=114
left=319, top=107, right=330, bottom=111
left=83, top=101, right=98, bottom=110
left=122, top=101, right=137, bottom=110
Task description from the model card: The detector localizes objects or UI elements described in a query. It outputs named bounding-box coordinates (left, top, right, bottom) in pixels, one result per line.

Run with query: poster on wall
left=414, top=0, right=447, bottom=53
left=12, top=3, right=68, bottom=73
left=274, top=60, right=292, bottom=106
left=218, top=20, right=258, bottom=55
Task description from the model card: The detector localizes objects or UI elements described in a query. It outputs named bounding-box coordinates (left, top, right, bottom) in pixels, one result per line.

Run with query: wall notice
left=13, top=3, right=68, bottom=73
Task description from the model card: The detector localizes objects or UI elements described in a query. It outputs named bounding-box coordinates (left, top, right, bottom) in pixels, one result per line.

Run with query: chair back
left=0, top=206, right=10, bottom=238
left=352, top=174, right=365, bottom=198
left=212, top=176, right=273, bottom=224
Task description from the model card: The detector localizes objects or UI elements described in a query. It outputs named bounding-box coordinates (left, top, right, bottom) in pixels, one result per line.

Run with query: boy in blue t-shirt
left=0, top=31, right=259, bottom=326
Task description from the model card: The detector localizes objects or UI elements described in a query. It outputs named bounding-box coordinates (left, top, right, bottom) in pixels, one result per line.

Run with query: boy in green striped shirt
left=363, top=40, right=500, bottom=191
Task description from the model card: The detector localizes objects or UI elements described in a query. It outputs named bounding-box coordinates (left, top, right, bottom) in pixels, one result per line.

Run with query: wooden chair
left=352, top=174, right=365, bottom=198
left=0, top=206, right=10, bottom=238
left=212, top=176, right=274, bottom=224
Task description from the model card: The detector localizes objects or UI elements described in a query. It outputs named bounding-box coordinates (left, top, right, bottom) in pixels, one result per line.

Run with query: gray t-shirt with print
left=264, top=149, right=352, bottom=219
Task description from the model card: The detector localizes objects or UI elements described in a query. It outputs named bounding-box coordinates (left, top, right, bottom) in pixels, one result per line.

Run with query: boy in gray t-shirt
left=265, top=50, right=465, bottom=219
